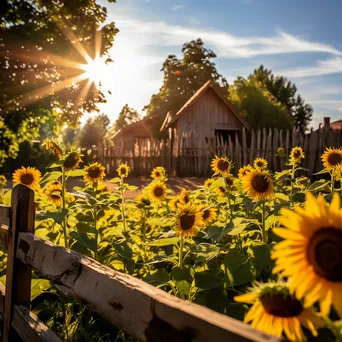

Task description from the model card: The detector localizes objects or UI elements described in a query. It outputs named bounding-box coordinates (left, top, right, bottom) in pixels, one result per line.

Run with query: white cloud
left=338, top=107, right=342, bottom=111
left=115, top=18, right=342, bottom=59
left=279, top=57, right=342, bottom=78
left=172, top=4, right=184, bottom=11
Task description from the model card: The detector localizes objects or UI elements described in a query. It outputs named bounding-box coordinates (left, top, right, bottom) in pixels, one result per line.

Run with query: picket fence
left=98, top=127, right=342, bottom=178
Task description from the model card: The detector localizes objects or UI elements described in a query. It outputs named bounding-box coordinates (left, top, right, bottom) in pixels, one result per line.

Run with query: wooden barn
left=160, top=80, right=250, bottom=145
left=112, top=114, right=163, bottom=154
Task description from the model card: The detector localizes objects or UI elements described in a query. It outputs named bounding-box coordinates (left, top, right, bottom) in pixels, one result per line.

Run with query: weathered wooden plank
left=0, top=205, right=11, bottom=228
left=0, top=282, right=61, bottom=341
left=4, top=184, right=36, bottom=342
left=0, top=225, right=9, bottom=250
left=16, top=233, right=280, bottom=342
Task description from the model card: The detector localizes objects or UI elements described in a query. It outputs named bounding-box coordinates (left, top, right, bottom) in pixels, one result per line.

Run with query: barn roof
left=112, top=113, right=163, bottom=140
left=160, top=80, right=251, bottom=132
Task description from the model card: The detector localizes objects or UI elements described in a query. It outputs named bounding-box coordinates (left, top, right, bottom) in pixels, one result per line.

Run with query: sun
left=81, top=57, right=110, bottom=85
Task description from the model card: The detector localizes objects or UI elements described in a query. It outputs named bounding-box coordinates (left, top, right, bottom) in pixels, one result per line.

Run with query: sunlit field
left=1, top=142, right=342, bottom=341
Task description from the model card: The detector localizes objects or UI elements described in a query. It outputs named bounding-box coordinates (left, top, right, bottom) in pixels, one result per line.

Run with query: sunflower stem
left=93, top=182, right=98, bottom=260
left=261, top=200, right=267, bottom=243
left=290, top=163, right=295, bottom=206
left=331, top=172, right=335, bottom=193
left=61, top=166, right=68, bottom=249
left=120, top=177, right=127, bottom=232
left=179, top=236, right=184, bottom=268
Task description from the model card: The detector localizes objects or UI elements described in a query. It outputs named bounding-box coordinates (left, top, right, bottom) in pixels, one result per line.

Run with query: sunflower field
left=1, top=140, right=342, bottom=341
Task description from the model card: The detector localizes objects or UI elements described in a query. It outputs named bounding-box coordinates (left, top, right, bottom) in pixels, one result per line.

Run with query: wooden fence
left=0, top=184, right=280, bottom=341
left=98, top=127, right=342, bottom=178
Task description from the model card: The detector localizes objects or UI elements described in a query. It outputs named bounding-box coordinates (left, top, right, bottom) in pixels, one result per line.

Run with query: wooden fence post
left=3, top=185, right=35, bottom=342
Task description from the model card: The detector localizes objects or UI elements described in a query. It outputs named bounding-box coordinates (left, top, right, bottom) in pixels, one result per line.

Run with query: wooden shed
left=161, top=80, right=250, bottom=144
left=112, top=114, right=163, bottom=154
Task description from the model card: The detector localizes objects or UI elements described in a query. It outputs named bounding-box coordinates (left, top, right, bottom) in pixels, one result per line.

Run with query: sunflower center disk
left=327, top=153, right=341, bottom=166
left=202, top=210, right=210, bottom=220
left=154, top=187, right=164, bottom=197
left=251, top=175, right=269, bottom=193
left=21, top=173, right=34, bottom=185
left=217, top=160, right=229, bottom=172
left=307, top=227, right=342, bottom=281
left=293, top=151, right=301, bottom=158
left=180, top=214, right=195, bottom=231
left=88, top=168, right=101, bottom=178
left=261, top=293, right=303, bottom=317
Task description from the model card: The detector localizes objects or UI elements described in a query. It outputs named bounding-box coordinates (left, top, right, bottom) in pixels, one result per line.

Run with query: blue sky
left=95, top=0, right=342, bottom=128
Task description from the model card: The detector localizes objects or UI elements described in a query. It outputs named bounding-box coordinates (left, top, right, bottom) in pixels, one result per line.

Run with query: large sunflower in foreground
left=321, top=147, right=342, bottom=170
left=253, top=158, right=268, bottom=170
left=272, top=192, right=342, bottom=317
left=174, top=202, right=204, bottom=237
left=242, top=169, right=273, bottom=201
left=84, top=162, right=106, bottom=184
left=12, top=166, right=41, bottom=192
left=45, top=182, right=63, bottom=206
left=238, top=164, right=253, bottom=180
left=235, top=282, right=322, bottom=341
left=149, top=181, right=167, bottom=202
left=151, top=166, right=165, bottom=180
left=117, top=163, right=130, bottom=178
left=289, top=146, right=304, bottom=165
left=211, top=156, right=232, bottom=175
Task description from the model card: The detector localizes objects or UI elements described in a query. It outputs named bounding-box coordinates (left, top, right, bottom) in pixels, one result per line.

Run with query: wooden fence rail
left=98, top=127, right=342, bottom=178
left=0, top=184, right=281, bottom=342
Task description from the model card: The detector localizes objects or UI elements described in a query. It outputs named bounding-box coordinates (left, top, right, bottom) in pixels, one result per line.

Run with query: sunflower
left=238, top=165, right=253, bottom=180
left=137, top=193, right=151, bottom=206
left=84, top=162, right=106, bottom=184
left=169, top=196, right=182, bottom=211
left=253, top=158, right=268, bottom=170
left=234, top=282, right=322, bottom=341
left=149, top=181, right=167, bottom=202
left=198, top=204, right=217, bottom=224
left=174, top=202, right=204, bottom=237
left=224, top=174, right=235, bottom=188
left=12, top=166, right=41, bottom=192
left=211, top=156, right=232, bottom=175
left=204, top=178, right=214, bottom=189
left=333, top=163, right=342, bottom=181
left=151, top=166, right=165, bottom=180
left=289, top=146, right=304, bottom=165
left=272, top=192, right=342, bottom=317
left=276, top=147, right=286, bottom=157
left=63, top=151, right=82, bottom=171
left=321, top=147, right=342, bottom=170
left=117, top=163, right=130, bottom=178
left=44, top=182, right=63, bottom=206
left=179, top=188, right=190, bottom=204
left=0, top=175, right=7, bottom=188
left=242, top=169, right=274, bottom=201
left=216, top=186, right=226, bottom=197
left=44, top=139, right=63, bottom=159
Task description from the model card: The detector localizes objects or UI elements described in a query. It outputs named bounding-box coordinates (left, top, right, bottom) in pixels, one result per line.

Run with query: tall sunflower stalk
left=288, top=147, right=305, bottom=206
left=117, top=164, right=130, bottom=233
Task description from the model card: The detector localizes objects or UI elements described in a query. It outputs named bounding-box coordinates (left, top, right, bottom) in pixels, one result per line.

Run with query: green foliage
left=0, top=0, right=118, bottom=164
left=112, top=104, right=140, bottom=134
left=250, top=65, right=313, bottom=132
left=144, top=38, right=228, bottom=133
left=229, top=77, right=294, bottom=129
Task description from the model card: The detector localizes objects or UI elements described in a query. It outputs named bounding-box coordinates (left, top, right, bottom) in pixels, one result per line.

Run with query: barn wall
left=175, top=88, right=244, bottom=139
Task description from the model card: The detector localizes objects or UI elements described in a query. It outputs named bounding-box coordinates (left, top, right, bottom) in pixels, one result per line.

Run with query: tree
left=249, top=66, right=313, bottom=132
left=75, top=114, right=110, bottom=149
left=229, top=77, right=293, bottom=130
left=144, top=39, right=228, bottom=119
left=0, top=0, right=118, bottom=165
left=113, top=104, right=140, bottom=133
